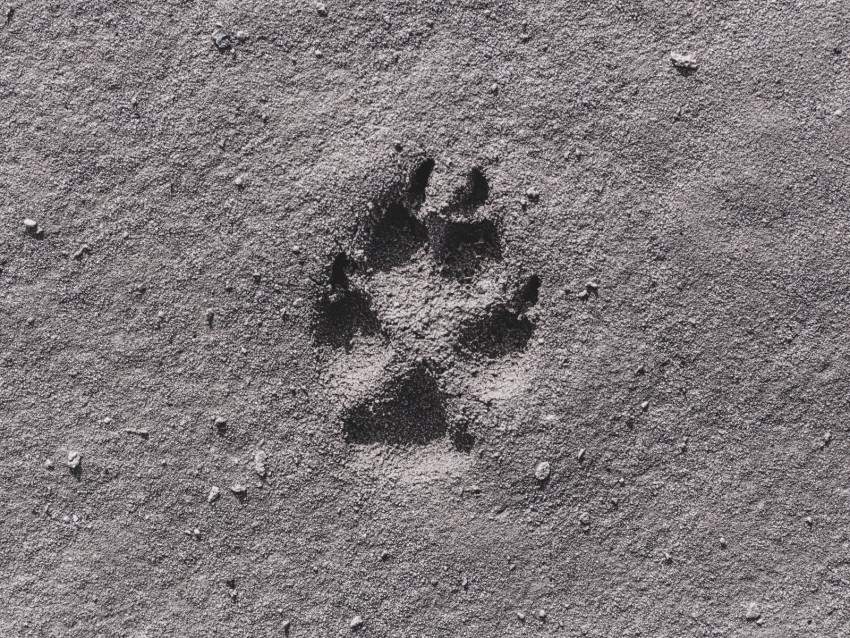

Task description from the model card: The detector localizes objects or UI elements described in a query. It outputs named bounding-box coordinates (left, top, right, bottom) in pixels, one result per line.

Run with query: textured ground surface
left=3, top=1, right=850, bottom=636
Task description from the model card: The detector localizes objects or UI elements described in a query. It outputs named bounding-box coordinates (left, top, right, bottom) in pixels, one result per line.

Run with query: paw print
left=312, top=153, right=541, bottom=453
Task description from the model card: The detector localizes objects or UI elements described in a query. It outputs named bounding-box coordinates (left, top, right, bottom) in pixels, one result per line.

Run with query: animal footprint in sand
left=312, top=154, right=541, bottom=452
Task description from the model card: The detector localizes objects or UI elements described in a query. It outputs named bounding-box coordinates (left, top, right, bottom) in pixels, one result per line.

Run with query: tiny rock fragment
left=233, top=175, right=245, bottom=188
left=230, top=482, right=247, bottom=496
left=461, top=575, right=469, bottom=589
left=316, top=2, right=328, bottom=16
left=585, top=281, right=599, bottom=294
left=577, top=290, right=589, bottom=301
left=124, top=427, right=149, bottom=439
left=577, top=448, right=586, bottom=462
left=67, top=450, right=82, bottom=470
left=44, top=458, right=54, bottom=470
left=208, top=485, right=221, bottom=503
left=745, top=602, right=761, bottom=622
left=253, top=450, right=267, bottom=477
left=235, top=30, right=249, bottom=42
left=349, top=615, right=363, bottom=629
left=640, top=400, right=649, bottom=411
left=805, top=516, right=813, bottom=526
left=537, top=609, right=547, bottom=620
left=670, top=51, right=699, bottom=70
left=534, top=461, right=551, bottom=481
left=212, top=26, right=231, bottom=51
left=578, top=511, right=590, bottom=528
left=205, top=308, right=215, bottom=326
left=72, top=245, right=91, bottom=260
left=516, top=611, right=526, bottom=621
left=24, top=218, right=38, bottom=232
left=719, top=536, right=727, bottom=548
left=526, top=187, right=540, bottom=201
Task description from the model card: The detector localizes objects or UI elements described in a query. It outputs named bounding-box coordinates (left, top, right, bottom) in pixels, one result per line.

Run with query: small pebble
left=578, top=511, right=590, bottom=528
left=235, top=31, right=249, bottom=42
left=577, top=448, right=586, bottom=462
left=233, top=175, right=245, bottom=188
left=670, top=51, right=699, bottom=70
left=534, top=461, right=551, bottom=481
left=214, top=416, right=227, bottom=433
left=230, top=482, right=247, bottom=496
left=349, top=615, right=363, bottom=629
left=253, top=450, right=267, bottom=477
left=537, top=609, right=547, bottom=620
left=124, top=427, right=149, bottom=439
left=205, top=308, right=215, bottom=326
left=212, top=26, right=231, bottom=51
left=526, top=187, right=540, bottom=201
left=805, top=516, right=813, bottom=527
left=208, top=486, right=221, bottom=503
left=640, top=400, right=649, bottom=411
left=577, top=290, right=589, bottom=301
left=585, top=281, right=599, bottom=294
left=516, top=611, right=526, bottom=621
left=72, top=245, right=91, bottom=260
left=316, top=2, right=328, bottom=16
left=745, top=602, right=761, bottom=621
left=44, top=458, right=54, bottom=470
left=23, top=218, right=38, bottom=232
left=719, top=536, right=727, bottom=548
left=292, top=245, right=301, bottom=254
left=67, top=450, right=82, bottom=470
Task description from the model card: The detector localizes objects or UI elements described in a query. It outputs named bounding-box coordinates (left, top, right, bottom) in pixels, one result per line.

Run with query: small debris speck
left=208, top=486, right=221, bottom=503
left=349, top=615, right=363, bottom=629
left=316, top=2, right=328, bottom=16
left=253, top=450, right=267, bottom=477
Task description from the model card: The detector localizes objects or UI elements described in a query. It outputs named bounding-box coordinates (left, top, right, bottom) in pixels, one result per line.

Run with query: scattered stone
left=640, top=400, right=649, bottom=411
left=461, top=575, right=469, bottom=589
left=719, top=536, right=727, bottom=548
left=475, top=279, right=492, bottom=294
left=4, top=5, right=13, bottom=22
left=44, top=458, right=54, bottom=470
left=208, top=485, right=221, bottom=503
left=636, top=364, right=646, bottom=375
left=230, top=482, right=247, bottom=496
left=380, top=549, right=390, bottom=561
left=67, top=450, right=82, bottom=471
left=585, top=281, right=599, bottom=294
left=537, top=609, right=547, bottom=620
left=124, top=427, right=149, bottom=439
left=577, top=448, right=586, bottom=463
left=745, top=602, right=761, bottom=622
left=214, top=416, right=227, bottom=433
left=212, top=25, right=231, bottom=51
left=805, top=516, right=813, bottom=527
left=233, top=175, right=245, bottom=189
left=282, top=619, right=291, bottom=631
left=349, top=615, right=363, bottom=630
left=577, top=290, right=589, bottom=301
left=526, top=187, right=540, bottom=202
left=578, top=511, right=590, bottom=529
left=292, top=245, right=301, bottom=254
left=670, top=51, right=699, bottom=70
left=235, top=30, right=249, bottom=43
left=72, top=245, right=91, bottom=260
left=534, top=461, right=551, bottom=481
left=253, top=450, right=267, bottom=477
left=516, top=611, right=526, bottom=621
left=23, top=218, right=38, bottom=233
left=316, top=2, right=328, bottom=16
left=205, top=308, right=215, bottom=326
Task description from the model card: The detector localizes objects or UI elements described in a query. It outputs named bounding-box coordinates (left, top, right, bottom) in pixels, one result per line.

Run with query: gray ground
left=3, top=1, right=850, bottom=636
